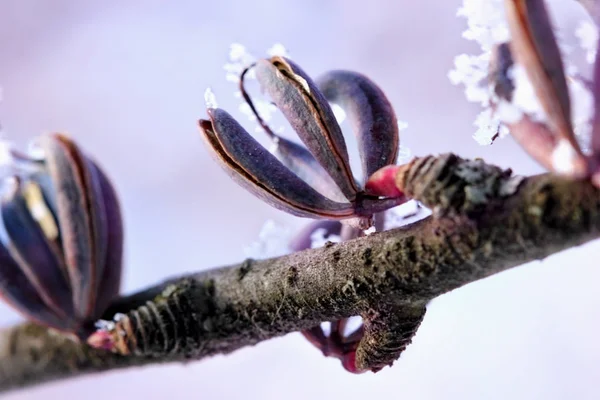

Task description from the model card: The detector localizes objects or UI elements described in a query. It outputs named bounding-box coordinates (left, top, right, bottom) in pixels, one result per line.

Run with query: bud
left=200, top=57, right=407, bottom=226
left=0, top=134, right=123, bottom=339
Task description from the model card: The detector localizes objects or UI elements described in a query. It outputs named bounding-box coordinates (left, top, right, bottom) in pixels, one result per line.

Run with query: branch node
left=355, top=304, right=426, bottom=372
left=396, top=154, right=526, bottom=216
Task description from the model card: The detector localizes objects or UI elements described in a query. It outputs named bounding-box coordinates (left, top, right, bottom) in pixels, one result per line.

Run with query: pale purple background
left=1, top=1, right=599, bottom=399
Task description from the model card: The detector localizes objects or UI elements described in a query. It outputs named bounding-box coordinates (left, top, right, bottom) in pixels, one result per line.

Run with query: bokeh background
left=1, top=0, right=599, bottom=399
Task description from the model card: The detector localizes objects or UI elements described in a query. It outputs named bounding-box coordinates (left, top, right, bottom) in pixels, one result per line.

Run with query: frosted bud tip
left=204, top=88, right=219, bottom=109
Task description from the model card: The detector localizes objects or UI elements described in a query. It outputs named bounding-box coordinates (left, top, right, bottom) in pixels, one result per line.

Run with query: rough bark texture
left=1, top=154, right=599, bottom=393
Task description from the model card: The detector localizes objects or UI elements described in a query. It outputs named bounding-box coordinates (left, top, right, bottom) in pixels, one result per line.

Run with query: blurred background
left=0, top=0, right=599, bottom=399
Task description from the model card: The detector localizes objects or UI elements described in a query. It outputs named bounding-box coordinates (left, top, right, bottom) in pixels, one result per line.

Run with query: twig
left=1, top=154, right=599, bottom=393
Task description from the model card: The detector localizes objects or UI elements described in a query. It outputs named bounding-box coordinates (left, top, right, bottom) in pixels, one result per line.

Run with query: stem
left=1, top=154, right=599, bottom=393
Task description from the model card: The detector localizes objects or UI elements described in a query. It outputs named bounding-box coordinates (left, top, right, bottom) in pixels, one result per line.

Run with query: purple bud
left=199, top=108, right=355, bottom=219
left=316, top=70, right=399, bottom=180
left=255, top=57, right=359, bottom=201
left=0, top=134, right=124, bottom=338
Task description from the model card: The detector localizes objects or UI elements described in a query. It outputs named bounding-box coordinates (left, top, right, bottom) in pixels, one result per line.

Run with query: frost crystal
left=384, top=200, right=431, bottom=230
left=363, top=226, right=376, bottom=236
left=309, top=228, right=342, bottom=248
left=243, top=220, right=293, bottom=259
left=472, top=109, right=502, bottom=145
left=94, top=319, right=116, bottom=331
left=456, top=0, right=509, bottom=50
left=397, top=120, right=409, bottom=132
left=266, top=43, right=290, bottom=58
left=224, top=43, right=283, bottom=132
left=204, top=87, right=218, bottom=109
left=551, top=138, right=579, bottom=174
left=508, top=65, right=545, bottom=122
left=575, top=20, right=598, bottom=64
left=450, top=0, right=594, bottom=149
left=397, top=144, right=412, bottom=164
left=224, top=43, right=257, bottom=83
left=0, top=135, right=45, bottom=192
left=0, top=139, right=13, bottom=171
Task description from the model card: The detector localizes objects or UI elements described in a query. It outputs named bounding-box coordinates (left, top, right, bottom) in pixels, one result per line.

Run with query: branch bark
left=1, top=154, right=599, bottom=393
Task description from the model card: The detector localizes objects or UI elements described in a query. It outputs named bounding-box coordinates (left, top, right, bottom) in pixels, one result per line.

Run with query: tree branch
left=1, top=154, right=599, bottom=393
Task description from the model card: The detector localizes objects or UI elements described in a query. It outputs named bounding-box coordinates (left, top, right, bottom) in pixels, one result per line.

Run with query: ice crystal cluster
left=243, top=201, right=430, bottom=260
left=223, top=43, right=290, bottom=133
left=449, top=0, right=597, bottom=150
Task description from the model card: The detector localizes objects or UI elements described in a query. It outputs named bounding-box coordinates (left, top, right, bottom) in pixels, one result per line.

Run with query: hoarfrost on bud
left=384, top=200, right=431, bottom=230
left=238, top=99, right=278, bottom=127
left=267, top=136, right=280, bottom=154
left=113, top=313, right=126, bottom=322
left=26, top=137, right=46, bottom=160
left=575, top=20, right=598, bottom=64
left=448, top=53, right=492, bottom=106
left=397, top=144, right=412, bottom=164
left=451, top=0, right=592, bottom=149
left=204, top=88, right=219, bottom=109
left=509, top=66, right=546, bottom=123
left=243, top=220, right=292, bottom=259
left=226, top=43, right=288, bottom=134
left=229, top=43, right=249, bottom=61
left=0, top=139, right=14, bottom=171
left=267, top=43, right=289, bottom=58
left=0, top=136, right=45, bottom=186
left=363, top=226, right=376, bottom=236
left=495, top=99, right=523, bottom=125
left=456, top=0, right=509, bottom=51
left=310, top=228, right=341, bottom=249
left=472, top=109, right=509, bottom=145
left=397, top=120, right=409, bottom=132
left=225, top=43, right=257, bottom=82
left=94, top=319, right=116, bottom=331
left=551, top=138, right=579, bottom=174
left=394, top=122, right=412, bottom=164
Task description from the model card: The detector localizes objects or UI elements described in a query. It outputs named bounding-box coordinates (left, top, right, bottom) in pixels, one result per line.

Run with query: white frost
left=508, top=65, right=546, bottom=123
left=450, top=0, right=594, bottom=150
left=204, top=87, right=218, bottom=109
left=551, top=138, right=579, bottom=174
left=384, top=200, right=432, bottom=230
left=243, top=220, right=293, bottom=259
left=309, top=228, right=342, bottom=248
left=224, top=43, right=257, bottom=82
left=0, top=140, right=13, bottom=170
left=575, top=20, right=598, bottom=64
left=397, top=120, right=409, bottom=132
left=397, top=144, right=412, bottom=164
left=266, top=43, right=290, bottom=58
left=472, top=109, right=509, bottom=145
